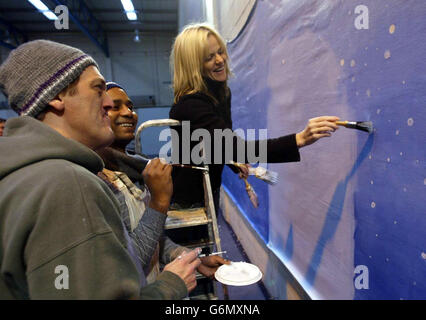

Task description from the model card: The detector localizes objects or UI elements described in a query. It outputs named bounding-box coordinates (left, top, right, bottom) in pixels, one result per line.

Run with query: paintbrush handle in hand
left=243, top=178, right=259, bottom=208
left=336, top=121, right=350, bottom=126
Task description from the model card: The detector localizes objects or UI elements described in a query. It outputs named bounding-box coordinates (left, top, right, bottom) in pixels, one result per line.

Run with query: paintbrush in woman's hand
left=336, top=121, right=373, bottom=133
left=243, top=178, right=259, bottom=208
left=230, top=161, right=279, bottom=185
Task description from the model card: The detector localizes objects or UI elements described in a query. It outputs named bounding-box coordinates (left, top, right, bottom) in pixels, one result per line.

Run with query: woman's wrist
left=295, top=132, right=305, bottom=148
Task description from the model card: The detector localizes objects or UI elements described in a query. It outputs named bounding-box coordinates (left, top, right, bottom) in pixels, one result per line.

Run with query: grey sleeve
left=130, top=207, right=167, bottom=267
left=159, top=235, right=187, bottom=264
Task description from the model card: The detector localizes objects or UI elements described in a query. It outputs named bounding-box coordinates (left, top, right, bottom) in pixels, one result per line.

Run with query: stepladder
left=135, top=119, right=228, bottom=300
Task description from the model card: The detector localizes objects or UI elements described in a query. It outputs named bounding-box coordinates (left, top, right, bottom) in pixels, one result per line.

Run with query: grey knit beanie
left=0, top=39, right=98, bottom=117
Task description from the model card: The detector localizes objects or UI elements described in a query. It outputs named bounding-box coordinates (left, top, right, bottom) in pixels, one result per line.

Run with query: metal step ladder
left=135, top=119, right=228, bottom=300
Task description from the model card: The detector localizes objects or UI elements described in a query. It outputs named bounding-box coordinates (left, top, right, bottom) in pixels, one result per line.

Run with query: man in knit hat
left=0, top=40, right=200, bottom=299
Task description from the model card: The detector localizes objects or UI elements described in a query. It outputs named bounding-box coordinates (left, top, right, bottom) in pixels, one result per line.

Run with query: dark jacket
left=169, top=78, right=301, bottom=207
left=0, top=116, right=187, bottom=299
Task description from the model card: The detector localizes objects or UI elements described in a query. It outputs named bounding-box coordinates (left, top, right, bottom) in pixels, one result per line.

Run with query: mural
left=222, top=0, right=425, bottom=299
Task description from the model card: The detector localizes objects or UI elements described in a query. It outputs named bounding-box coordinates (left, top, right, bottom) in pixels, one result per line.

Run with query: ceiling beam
left=0, top=16, right=28, bottom=49
left=9, top=20, right=177, bottom=25
left=0, top=8, right=177, bottom=14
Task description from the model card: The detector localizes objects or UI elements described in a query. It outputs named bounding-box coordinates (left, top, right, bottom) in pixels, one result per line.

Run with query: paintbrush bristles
left=355, top=121, right=373, bottom=133
left=252, top=167, right=279, bottom=185
left=336, top=120, right=373, bottom=134
left=230, top=161, right=279, bottom=185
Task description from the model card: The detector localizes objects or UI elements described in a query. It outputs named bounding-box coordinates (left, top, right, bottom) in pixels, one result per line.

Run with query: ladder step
left=180, top=240, right=215, bottom=248
left=165, top=208, right=210, bottom=229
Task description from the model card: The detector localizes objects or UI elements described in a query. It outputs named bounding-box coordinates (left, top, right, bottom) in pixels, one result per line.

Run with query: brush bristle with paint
left=249, top=166, right=279, bottom=185
left=230, top=161, right=279, bottom=185
left=336, top=121, right=373, bottom=133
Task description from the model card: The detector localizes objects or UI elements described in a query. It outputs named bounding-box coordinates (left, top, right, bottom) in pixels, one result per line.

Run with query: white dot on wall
left=366, top=89, right=371, bottom=97
left=376, top=109, right=381, bottom=114
left=421, top=252, right=426, bottom=260
left=350, top=59, right=356, bottom=67
left=413, top=282, right=417, bottom=286
left=340, top=59, right=345, bottom=66
left=386, top=258, right=390, bottom=262
left=407, top=118, right=414, bottom=126
left=394, top=221, right=397, bottom=224
left=369, top=154, right=372, bottom=160
left=370, top=180, right=374, bottom=185
left=387, top=157, right=391, bottom=163
left=281, top=59, right=286, bottom=65
left=400, top=152, right=403, bottom=156
left=371, top=201, right=376, bottom=208
left=369, top=255, right=372, bottom=259
left=403, top=187, right=407, bottom=192
left=376, top=234, right=379, bottom=238
left=389, top=24, right=396, bottom=34
left=384, top=50, right=391, bottom=59
left=395, top=130, right=400, bottom=135
left=402, top=80, right=406, bottom=85
left=364, top=63, right=368, bottom=67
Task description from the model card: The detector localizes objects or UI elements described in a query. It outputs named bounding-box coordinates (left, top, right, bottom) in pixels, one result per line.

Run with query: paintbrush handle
left=171, top=164, right=208, bottom=171
left=198, top=251, right=227, bottom=258
left=336, top=121, right=349, bottom=126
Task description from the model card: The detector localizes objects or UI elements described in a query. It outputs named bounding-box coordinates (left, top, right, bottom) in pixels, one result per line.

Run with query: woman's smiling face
left=203, top=35, right=227, bottom=82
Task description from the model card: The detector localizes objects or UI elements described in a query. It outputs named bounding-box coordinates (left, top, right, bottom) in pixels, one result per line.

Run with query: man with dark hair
left=0, top=40, right=200, bottom=299
left=97, top=82, right=229, bottom=284
left=0, top=118, right=5, bottom=136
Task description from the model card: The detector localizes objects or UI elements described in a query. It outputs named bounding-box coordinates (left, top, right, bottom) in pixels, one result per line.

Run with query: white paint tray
left=215, top=261, right=262, bottom=286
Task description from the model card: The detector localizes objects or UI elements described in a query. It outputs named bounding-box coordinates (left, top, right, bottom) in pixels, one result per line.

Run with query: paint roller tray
left=215, top=261, right=262, bottom=286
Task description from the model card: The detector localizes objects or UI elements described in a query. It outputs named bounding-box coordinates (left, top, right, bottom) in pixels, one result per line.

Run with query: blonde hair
left=171, top=23, right=232, bottom=104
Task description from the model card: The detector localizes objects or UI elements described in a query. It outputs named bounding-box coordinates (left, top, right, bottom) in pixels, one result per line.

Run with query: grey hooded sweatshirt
left=0, top=116, right=186, bottom=299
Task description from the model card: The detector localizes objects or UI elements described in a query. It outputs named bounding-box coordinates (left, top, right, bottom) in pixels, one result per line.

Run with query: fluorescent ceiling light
left=126, top=12, right=137, bottom=21
left=27, top=0, right=58, bottom=20
left=121, top=0, right=138, bottom=21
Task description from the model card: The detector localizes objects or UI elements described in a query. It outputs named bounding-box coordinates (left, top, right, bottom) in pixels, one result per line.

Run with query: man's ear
left=48, top=94, right=65, bottom=112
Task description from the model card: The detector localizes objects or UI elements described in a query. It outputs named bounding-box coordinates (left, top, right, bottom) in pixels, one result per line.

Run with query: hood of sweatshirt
left=0, top=116, right=104, bottom=180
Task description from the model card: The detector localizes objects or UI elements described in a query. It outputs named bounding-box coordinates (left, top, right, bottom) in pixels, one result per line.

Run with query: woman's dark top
left=169, top=78, right=301, bottom=207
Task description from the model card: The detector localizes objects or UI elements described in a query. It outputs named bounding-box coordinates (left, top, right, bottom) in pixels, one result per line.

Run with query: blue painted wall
left=223, top=0, right=425, bottom=299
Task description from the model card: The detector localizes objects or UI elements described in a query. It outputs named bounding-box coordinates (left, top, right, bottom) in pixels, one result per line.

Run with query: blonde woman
left=169, top=23, right=340, bottom=210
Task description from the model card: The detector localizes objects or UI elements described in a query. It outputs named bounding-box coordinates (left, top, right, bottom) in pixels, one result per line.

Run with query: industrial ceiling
left=0, top=0, right=178, bottom=56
